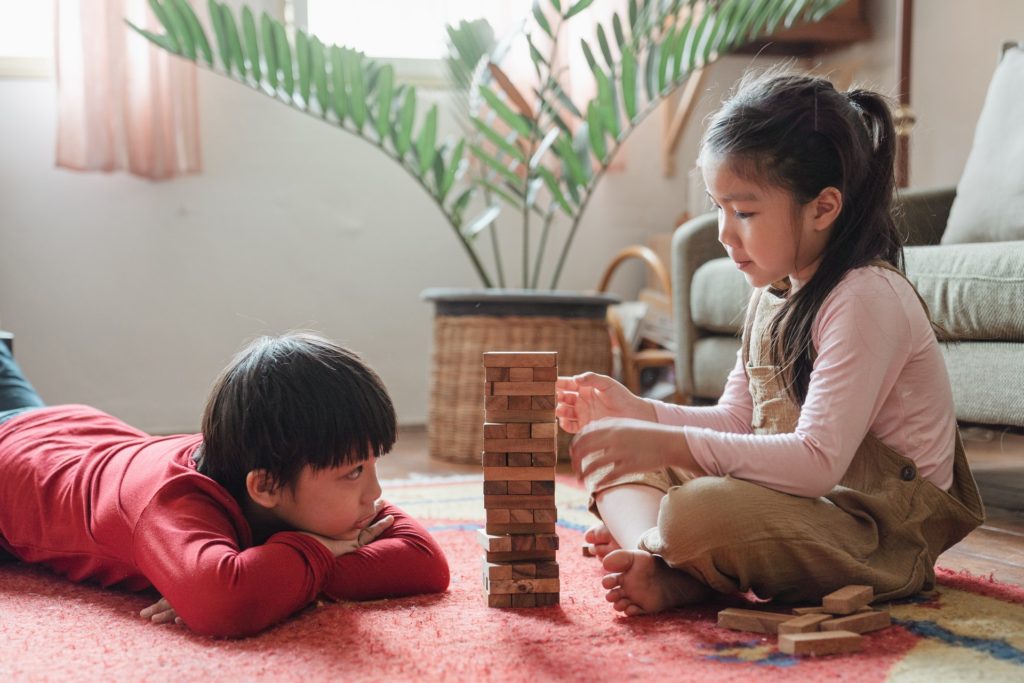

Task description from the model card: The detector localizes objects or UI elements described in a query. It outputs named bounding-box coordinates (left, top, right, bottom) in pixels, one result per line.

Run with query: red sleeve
left=322, top=502, right=450, bottom=601
left=133, top=476, right=335, bottom=638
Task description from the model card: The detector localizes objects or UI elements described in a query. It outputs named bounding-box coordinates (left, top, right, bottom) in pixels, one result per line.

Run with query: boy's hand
left=299, top=513, right=395, bottom=558
left=140, top=597, right=183, bottom=626
left=556, top=373, right=654, bottom=434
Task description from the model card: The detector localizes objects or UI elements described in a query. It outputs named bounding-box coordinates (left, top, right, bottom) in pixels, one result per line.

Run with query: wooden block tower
left=479, top=351, right=560, bottom=608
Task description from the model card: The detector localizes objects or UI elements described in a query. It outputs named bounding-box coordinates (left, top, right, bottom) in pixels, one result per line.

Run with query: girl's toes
left=601, top=573, right=620, bottom=589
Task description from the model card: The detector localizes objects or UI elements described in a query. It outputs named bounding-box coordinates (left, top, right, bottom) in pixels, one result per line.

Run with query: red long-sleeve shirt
left=0, top=405, right=449, bottom=638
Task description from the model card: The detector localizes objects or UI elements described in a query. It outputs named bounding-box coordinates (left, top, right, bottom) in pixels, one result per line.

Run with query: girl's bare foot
left=600, top=549, right=710, bottom=615
left=583, top=523, right=620, bottom=559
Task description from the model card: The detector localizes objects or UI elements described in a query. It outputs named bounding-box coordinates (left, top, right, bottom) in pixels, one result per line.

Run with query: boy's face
left=271, top=457, right=383, bottom=540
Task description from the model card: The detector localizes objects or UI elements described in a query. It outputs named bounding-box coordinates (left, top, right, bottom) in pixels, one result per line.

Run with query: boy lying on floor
left=0, top=333, right=449, bottom=638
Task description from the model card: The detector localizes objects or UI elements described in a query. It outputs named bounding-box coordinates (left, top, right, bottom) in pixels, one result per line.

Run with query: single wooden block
left=532, top=452, right=557, bottom=467
left=534, top=592, right=560, bottom=607
left=483, top=562, right=513, bottom=581
left=532, top=366, right=557, bottom=381
left=485, top=409, right=556, bottom=423
left=511, top=593, right=537, bottom=608
left=532, top=480, right=555, bottom=495
left=483, top=423, right=507, bottom=439
left=820, top=610, right=890, bottom=634
left=484, top=466, right=555, bottom=481
left=483, top=438, right=556, bottom=453
left=511, top=563, right=536, bottom=578
left=486, top=549, right=557, bottom=563
left=822, top=585, right=873, bottom=615
left=533, top=508, right=557, bottom=523
left=507, top=452, right=535, bottom=466
left=485, top=494, right=557, bottom=510
left=509, top=509, right=534, bottom=523
left=507, top=480, right=532, bottom=495
left=476, top=529, right=512, bottom=552
left=487, top=578, right=561, bottom=595
left=483, top=480, right=508, bottom=495
left=486, top=522, right=556, bottom=535
left=508, top=367, right=534, bottom=382
left=532, top=396, right=556, bottom=409
left=483, top=352, right=557, bottom=368
left=485, top=366, right=509, bottom=382
left=487, top=593, right=512, bottom=608
left=481, top=452, right=507, bottom=467
left=717, top=608, right=798, bottom=634
left=486, top=508, right=511, bottom=523
left=791, top=606, right=826, bottom=616
left=535, top=561, right=560, bottom=579
left=509, top=534, right=559, bottom=552
left=493, top=381, right=558, bottom=397
left=531, top=422, right=557, bottom=438
left=506, top=423, right=531, bottom=438
left=485, top=395, right=508, bottom=410
left=778, top=631, right=864, bottom=656
left=507, top=395, right=533, bottom=410
left=778, top=613, right=832, bottom=634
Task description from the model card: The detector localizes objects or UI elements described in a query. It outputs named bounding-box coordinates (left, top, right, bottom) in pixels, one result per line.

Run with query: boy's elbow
left=177, top=593, right=289, bottom=639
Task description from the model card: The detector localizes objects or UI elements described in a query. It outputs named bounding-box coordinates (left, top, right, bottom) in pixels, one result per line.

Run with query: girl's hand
left=299, top=513, right=395, bottom=558
left=140, top=596, right=182, bottom=626
left=555, top=373, right=655, bottom=434
left=569, top=417, right=695, bottom=488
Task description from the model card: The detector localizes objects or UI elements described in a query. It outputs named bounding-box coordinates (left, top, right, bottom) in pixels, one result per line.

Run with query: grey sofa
left=670, top=187, right=1024, bottom=428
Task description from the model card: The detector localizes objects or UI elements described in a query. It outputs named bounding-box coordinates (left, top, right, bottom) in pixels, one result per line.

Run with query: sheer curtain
left=55, top=0, right=201, bottom=180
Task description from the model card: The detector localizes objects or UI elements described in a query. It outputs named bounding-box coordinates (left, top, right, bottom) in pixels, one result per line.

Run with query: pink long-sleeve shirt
left=653, top=265, right=956, bottom=498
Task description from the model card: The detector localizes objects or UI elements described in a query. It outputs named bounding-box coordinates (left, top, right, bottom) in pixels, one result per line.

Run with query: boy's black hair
left=197, top=333, right=396, bottom=503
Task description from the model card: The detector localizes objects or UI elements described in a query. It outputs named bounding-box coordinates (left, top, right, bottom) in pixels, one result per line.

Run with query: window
left=0, top=0, right=53, bottom=78
left=296, top=0, right=532, bottom=85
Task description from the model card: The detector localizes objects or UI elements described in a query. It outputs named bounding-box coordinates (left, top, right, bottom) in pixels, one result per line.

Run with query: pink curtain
left=55, top=0, right=201, bottom=180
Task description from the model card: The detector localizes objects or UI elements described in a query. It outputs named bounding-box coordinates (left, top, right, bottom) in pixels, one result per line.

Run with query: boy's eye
left=735, top=211, right=754, bottom=219
left=344, top=465, right=364, bottom=480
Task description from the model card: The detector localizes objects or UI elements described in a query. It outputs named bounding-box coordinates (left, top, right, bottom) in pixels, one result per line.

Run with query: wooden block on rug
left=822, top=585, right=873, bottom=615
left=820, top=610, right=890, bottom=634
left=778, top=613, right=832, bottom=634
left=483, top=352, right=557, bottom=367
left=778, top=630, right=864, bottom=656
left=486, top=578, right=561, bottom=595
left=791, top=606, right=826, bottom=615
left=717, top=608, right=797, bottom=634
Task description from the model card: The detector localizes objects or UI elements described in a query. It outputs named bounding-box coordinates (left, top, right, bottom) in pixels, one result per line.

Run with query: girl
left=557, top=70, right=984, bottom=616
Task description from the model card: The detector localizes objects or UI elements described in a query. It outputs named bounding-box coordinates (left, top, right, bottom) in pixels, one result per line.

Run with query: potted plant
left=131, top=0, right=849, bottom=461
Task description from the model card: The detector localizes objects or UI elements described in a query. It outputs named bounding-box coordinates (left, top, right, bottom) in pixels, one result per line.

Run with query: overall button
left=900, top=465, right=916, bottom=482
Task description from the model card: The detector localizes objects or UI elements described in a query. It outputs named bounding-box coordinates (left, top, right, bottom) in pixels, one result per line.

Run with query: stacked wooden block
left=479, top=351, right=560, bottom=608
left=717, top=584, right=891, bottom=656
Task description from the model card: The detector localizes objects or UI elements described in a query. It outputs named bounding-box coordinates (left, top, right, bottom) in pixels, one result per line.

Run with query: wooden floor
left=380, top=424, right=1024, bottom=588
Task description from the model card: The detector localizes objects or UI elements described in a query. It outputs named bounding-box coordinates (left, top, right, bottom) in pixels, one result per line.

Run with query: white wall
left=1, top=0, right=1021, bottom=432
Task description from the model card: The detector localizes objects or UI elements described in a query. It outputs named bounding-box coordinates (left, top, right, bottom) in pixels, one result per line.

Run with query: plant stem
left=531, top=209, right=555, bottom=289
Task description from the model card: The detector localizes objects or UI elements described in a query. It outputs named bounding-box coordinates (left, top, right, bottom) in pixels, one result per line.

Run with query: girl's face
left=271, top=457, right=383, bottom=540
left=702, top=156, right=838, bottom=290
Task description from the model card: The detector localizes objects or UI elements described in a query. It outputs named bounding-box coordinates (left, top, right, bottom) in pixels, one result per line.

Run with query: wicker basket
left=422, top=289, right=617, bottom=464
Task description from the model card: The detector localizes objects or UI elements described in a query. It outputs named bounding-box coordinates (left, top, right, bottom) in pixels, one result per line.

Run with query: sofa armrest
left=897, top=186, right=955, bottom=246
left=671, top=211, right=727, bottom=400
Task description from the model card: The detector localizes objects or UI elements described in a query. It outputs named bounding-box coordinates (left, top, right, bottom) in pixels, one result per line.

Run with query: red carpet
left=1, top=474, right=1022, bottom=682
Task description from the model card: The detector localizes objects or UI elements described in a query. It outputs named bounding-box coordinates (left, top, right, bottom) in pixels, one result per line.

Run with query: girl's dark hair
left=700, top=68, right=902, bottom=404
left=198, top=333, right=396, bottom=503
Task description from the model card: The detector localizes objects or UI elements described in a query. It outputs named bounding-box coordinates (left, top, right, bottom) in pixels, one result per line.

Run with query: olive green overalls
left=588, top=274, right=985, bottom=602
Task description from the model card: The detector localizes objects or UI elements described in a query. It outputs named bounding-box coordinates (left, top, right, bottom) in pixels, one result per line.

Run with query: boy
left=0, top=333, right=449, bottom=638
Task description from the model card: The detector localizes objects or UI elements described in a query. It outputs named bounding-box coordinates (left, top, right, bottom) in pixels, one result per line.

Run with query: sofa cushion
left=943, top=46, right=1024, bottom=244
left=906, top=241, right=1024, bottom=341
left=691, top=258, right=750, bottom=334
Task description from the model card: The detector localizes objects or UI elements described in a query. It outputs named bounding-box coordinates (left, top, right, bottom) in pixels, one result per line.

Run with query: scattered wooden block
left=778, top=630, right=864, bottom=656
left=822, top=585, right=873, bottom=615
left=778, top=613, right=832, bottom=634
left=483, top=467, right=555, bottom=481
left=483, top=352, right=557, bottom=367
left=717, top=608, right=798, bottom=634
left=820, top=610, right=891, bottom=634
left=791, top=606, right=826, bottom=615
